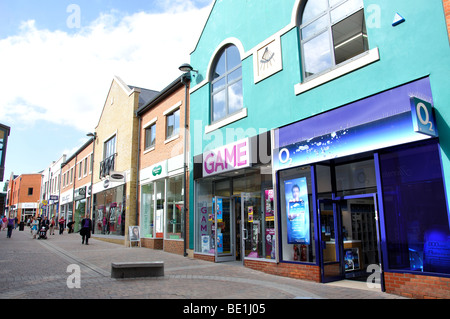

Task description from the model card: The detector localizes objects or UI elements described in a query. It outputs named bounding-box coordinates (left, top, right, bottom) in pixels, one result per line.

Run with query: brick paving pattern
left=0, top=228, right=406, bottom=299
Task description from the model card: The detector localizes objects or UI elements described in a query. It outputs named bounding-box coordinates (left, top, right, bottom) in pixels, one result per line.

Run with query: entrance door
left=318, top=199, right=345, bottom=282
left=339, top=194, right=383, bottom=288
left=214, top=196, right=235, bottom=262
left=318, top=194, right=383, bottom=287
left=241, top=192, right=263, bottom=260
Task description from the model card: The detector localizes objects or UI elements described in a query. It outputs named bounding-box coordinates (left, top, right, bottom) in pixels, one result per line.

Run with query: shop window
left=279, top=166, right=316, bottom=263
left=74, top=199, right=86, bottom=233
left=195, top=179, right=214, bottom=253
left=145, top=124, right=156, bottom=150
left=299, top=0, right=368, bottom=79
left=155, top=180, right=165, bottom=238
left=166, top=109, right=180, bottom=140
left=335, top=159, right=376, bottom=196
left=210, top=45, right=243, bottom=123
left=380, top=142, right=450, bottom=274
left=93, top=185, right=125, bottom=236
left=166, top=175, right=184, bottom=240
left=141, top=183, right=155, bottom=238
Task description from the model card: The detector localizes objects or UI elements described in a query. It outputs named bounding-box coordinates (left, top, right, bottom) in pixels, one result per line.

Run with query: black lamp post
left=86, top=132, right=97, bottom=227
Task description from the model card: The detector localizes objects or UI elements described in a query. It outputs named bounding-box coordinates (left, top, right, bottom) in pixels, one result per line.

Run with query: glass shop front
left=93, top=184, right=126, bottom=236
left=193, top=133, right=275, bottom=263
left=273, top=77, right=450, bottom=289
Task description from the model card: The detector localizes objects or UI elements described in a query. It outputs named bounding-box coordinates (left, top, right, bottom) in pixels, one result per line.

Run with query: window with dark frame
left=300, top=0, right=368, bottom=79
left=145, top=123, right=156, bottom=150
left=104, top=135, right=116, bottom=160
left=28, top=187, right=33, bottom=196
left=166, top=109, right=180, bottom=140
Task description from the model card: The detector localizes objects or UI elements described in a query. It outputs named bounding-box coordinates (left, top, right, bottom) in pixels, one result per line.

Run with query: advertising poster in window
left=284, top=177, right=310, bottom=245
left=215, top=198, right=223, bottom=222
left=265, top=189, right=274, bottom=221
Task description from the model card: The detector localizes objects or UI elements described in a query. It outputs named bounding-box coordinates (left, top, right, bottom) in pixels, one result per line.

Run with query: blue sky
left=0, top=0, right=211, bottom=187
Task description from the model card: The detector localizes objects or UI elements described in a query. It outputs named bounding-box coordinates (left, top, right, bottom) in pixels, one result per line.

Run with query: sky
left=0, top=0, right=212, bottom=187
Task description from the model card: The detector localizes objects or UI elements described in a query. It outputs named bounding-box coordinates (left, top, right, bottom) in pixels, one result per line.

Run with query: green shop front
left=140, top=155, right=185, bottom=254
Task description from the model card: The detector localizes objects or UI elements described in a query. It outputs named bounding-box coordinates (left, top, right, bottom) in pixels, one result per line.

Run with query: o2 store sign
left=203, top=138, right=251, bottom=177
left=410, top=97, right=438, bottom=137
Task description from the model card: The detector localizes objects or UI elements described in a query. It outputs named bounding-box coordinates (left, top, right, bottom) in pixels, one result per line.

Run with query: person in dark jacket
left=80, top=215, right=92, bottom=245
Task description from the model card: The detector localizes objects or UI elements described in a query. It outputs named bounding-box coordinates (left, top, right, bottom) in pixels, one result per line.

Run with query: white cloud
left=0, top=1, right=211, bottom=133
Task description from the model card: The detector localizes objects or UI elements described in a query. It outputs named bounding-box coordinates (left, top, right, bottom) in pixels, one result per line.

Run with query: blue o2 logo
left=411, top=97, right=438, bottom=137
left=416, top=102, right=433, bottom=132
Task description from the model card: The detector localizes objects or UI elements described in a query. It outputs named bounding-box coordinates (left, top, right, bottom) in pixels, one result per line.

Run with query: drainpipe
left=181, top=73, right=190, bottom=257
left=135, top=112, right=142, bottom=232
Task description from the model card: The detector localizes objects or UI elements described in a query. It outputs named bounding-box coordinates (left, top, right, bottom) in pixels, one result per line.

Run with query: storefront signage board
left=410, top=97, right=438, bottom=137
left=203, top=138, right=251, bottom=177
left=140, top=160, right=168, bottom=183
left=273, top=78, right=435, bottom=171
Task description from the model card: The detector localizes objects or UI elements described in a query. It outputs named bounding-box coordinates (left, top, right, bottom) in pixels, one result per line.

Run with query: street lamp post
left=86, top=132, right=97, bottom=231
left=179, top=63, right=194, bottom=257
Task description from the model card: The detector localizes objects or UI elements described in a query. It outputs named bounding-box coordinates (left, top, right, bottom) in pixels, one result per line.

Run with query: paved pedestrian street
left=0, top=228, right=406, bottom=301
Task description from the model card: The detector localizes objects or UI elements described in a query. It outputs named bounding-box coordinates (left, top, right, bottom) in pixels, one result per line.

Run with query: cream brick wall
left=93, top=77, right=142, bottom=244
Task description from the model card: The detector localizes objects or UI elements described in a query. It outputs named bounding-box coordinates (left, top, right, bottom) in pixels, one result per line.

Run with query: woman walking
left=1, top=215, right=7, bottom=231
left=80, top=215, right=92, bottom=245
left=58, top=216, right=65, bottom=235
left=49, top=216, right=56, bottom=235
left=31, top=216, right=39, bottom=239
left=6, top=214, right=15, bottom=238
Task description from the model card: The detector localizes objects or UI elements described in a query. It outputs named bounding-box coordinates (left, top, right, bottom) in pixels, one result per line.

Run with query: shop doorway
left=214, top=196, right=234, bottom=262
left=213, top=192, right=264, bottom=263
left=316, top=158, right=383, bottom=289
left=318, top=194, right=382, bottom=285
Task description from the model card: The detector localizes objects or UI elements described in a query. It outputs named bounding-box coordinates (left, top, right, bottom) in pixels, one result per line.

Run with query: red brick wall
left=141, top=238, right=163, bottom=250
left=385, top=272, right=450, bottom=299
left=244, top=260, right=321, bottom=282
left=164, top=240, right=185, bottom=255
left=444, top=0, right=450, bottom=38
left=194, top=254, right=215, bottom=263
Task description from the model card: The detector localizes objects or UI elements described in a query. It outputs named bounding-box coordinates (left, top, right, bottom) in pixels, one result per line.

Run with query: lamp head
left=179, top=63, right=197, bottom=73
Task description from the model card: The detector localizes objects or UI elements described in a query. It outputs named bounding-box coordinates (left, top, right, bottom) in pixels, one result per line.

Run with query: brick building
left=59, top=139, right=94, bottom=232
left=137, top=75, right=190, bottom=255
left=91, top=76, right=158, bottom=245
left=6, top=173, right=42, bottom=221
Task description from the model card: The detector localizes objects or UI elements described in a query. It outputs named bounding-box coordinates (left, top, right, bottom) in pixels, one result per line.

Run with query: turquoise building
left=187, top=0, right=450, bottom=298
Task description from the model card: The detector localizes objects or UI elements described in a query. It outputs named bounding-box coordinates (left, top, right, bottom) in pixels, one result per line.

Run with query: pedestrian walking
left=31, top=216, right=39, bottom=239
left=1, top=216, right=7, bottom=231
left=49, top=216, right=56, bottom=235
left=80, top=215, right=92, bottom=245
left=67, top=220, right=75, bottom=234
left=58, top=216, right=65, bottom=234
left=14, top=217, right=18, bottom=229
left=7, top=214, right=15, bottom=238
left=40, top=216, right=50, bottom=233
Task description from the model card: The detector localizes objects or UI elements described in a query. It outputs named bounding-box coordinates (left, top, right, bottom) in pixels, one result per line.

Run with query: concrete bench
left=111, top=261, right=164, bottom=279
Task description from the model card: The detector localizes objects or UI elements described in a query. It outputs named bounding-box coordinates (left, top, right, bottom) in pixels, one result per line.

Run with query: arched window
left=299, top=0, right=368, bottom=79
left=210, top=45, right=243, bottom=123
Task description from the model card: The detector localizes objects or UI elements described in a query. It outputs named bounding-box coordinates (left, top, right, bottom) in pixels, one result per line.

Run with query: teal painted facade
left=188, top=0, right=450, bottom=255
